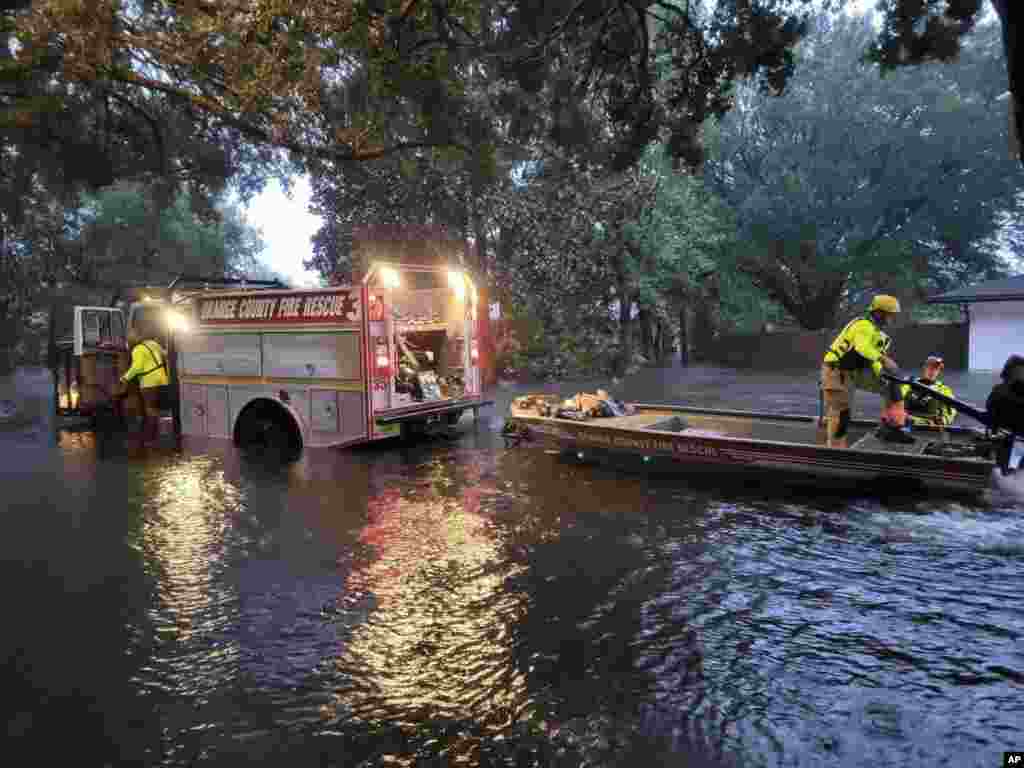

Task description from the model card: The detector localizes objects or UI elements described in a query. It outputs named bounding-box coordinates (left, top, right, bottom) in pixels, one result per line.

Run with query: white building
left=929, top=275, right=1024, bottom=371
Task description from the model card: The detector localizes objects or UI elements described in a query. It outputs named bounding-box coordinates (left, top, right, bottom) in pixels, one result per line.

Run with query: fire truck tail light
left=374, top=337, right=391, bottom=377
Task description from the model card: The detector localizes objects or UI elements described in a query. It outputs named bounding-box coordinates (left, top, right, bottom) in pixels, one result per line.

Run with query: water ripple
left=5, top=367, right=1023, bottom=767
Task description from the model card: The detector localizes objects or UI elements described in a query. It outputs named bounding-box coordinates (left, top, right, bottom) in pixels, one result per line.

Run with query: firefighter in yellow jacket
left=901, top=355, right=957, bottom=427
left=819, top=295, right=913, bottom=448
left=118, top=330, right=169, bottom=443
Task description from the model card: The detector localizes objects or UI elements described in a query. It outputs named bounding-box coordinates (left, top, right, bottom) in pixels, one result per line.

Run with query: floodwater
left=1, top=365, right=1022, bottom=767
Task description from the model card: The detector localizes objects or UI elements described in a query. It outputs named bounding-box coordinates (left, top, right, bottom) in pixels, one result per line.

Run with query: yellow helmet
left=869, top=294, right=901, bottom=314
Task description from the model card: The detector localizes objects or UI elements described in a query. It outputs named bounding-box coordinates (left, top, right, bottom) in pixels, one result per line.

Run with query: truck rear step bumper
left=375, top=397, right=494, bottom=425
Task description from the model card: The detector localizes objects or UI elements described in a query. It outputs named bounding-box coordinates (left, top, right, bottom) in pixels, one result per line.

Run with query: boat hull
left=505, top=403, right=995, bottom=496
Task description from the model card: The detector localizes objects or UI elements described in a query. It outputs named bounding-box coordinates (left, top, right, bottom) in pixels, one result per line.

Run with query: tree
left=624, top=144, right=740, bottom=361
left=2, top=8, right=291, bottom=370
left=221, top=203, right=289, bottom=285
left=470, top=158, right=634, bottom=377
left=73, top=184, right=277, bottom=294
left=305, top=148, right=487, bottom=283
left=5, top=0, right=824, bottom=175
left=7, top=1, right=1021, bottom=184
left=0, top=222, right=44, bottom=374
left=0, top=181, right=278, bottom=371
left=866, top=0, right=1022, bottom=169
left=702, top=10, right=1022, bottom=330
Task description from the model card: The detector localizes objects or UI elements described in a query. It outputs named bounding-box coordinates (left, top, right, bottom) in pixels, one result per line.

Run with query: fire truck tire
left=234, top=402, right=302, bottom=461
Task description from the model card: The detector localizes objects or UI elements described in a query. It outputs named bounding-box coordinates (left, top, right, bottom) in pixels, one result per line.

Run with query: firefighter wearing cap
left=901, top=356, right=957, bottom=427
left=819, top=295, right=912, bottom=448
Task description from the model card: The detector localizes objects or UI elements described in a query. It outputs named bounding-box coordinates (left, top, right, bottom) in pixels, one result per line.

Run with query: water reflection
left=143, top=457, right=236, bottom=643
left=327, top=448, right=532, bottom=764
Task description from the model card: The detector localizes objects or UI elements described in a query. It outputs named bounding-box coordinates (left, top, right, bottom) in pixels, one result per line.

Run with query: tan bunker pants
left=819, top=364, right=893, bottom=448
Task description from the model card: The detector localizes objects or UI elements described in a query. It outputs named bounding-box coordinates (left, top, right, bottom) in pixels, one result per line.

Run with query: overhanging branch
left=104, top=69, right=472, bottom=165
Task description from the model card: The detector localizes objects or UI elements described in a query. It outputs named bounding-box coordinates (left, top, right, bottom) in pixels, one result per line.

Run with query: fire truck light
left=448, top=270, right=466, bottom=301
left=60, top=383, right=80, bottom=410
left=379, top=266, right=401, bottom=288
left=166, top=310, right=191, bottom=333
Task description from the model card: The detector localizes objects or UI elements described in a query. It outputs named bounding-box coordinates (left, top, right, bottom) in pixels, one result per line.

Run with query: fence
left=705, top=323, right=968, bottom=370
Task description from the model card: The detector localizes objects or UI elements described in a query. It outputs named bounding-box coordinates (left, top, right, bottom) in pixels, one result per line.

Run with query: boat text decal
left=571, top=428, right=719, bottom=457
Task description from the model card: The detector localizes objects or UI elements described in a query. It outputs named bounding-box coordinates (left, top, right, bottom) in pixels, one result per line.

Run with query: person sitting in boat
left=986, top=354, right=1024, bottom=435
left=820, top=294, right=913, bottom=448
left=901, top=355, right=957, bottom=428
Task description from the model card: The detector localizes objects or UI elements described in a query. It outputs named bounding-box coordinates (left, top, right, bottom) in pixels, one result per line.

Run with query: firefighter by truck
left=116, top=329, right=170, bottom=443
left=54, top=276, right=279, bottom=436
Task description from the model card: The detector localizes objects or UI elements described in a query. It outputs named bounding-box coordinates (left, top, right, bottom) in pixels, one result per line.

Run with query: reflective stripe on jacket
left=122, top=341, right=169, bottom=389
left=823, top=316, right=890, bottom=377
left=901, top=378, right=957, bottom=426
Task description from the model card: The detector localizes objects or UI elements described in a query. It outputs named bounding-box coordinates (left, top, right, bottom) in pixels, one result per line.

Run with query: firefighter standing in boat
left=901, top=355, right=957, bottom=427
left=819, top=295, right=913, bottom=448
left=117, top=330, right=169, bottom=443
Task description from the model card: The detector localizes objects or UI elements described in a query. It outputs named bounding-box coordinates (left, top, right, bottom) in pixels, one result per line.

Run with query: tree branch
left=103, top=69, right=472, bottom=165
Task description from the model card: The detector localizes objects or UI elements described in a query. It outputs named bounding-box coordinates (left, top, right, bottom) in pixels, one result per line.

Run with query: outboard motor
left=986, top=357, right=1024, bottom=475
left=883, top=371, right=1022, bottom=475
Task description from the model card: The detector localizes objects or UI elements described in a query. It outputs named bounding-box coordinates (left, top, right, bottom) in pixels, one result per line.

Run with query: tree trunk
left=739, top=240, right=845, bottom=330
left=638, top=307, right=653, bottom=362
left=472, top=215, right=489, bottom=278
left=692, top=274, right=720, bottom=362
left=618, top=283, right=633, bottom=376
left=678, top=303, right=689, bottom=367
left=0, top=341, right=12, bottom=377
left=46, top=297, right=60, bottom=370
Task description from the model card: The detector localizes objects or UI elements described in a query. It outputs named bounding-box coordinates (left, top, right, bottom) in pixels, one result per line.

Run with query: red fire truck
left=60, top=261, right=492, bottom=456
left=175, top=261, right=492, bottom=455
left=190, top=259, right=494, bottom=452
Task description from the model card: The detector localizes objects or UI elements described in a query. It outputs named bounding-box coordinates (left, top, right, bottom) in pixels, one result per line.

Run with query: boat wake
left=992, top=468, right=1024, bottom=506
left=867, top=501, right=1024, bottom=556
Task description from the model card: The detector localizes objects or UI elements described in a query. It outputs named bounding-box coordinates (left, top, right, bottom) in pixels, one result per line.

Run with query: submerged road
left=1, top=365, right=1022, bottom=767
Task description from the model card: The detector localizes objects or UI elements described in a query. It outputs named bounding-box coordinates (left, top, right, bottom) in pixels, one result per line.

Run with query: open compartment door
left=69, top=306, right=126, bottom=413
left=363, top=264, right=492, bottom=432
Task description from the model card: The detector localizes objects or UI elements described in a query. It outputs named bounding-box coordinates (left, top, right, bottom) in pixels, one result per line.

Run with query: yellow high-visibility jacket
left=121, top=341, right=169, bottom=389
left=823, top=316, right=891, bottom=378
left=901, top=377, right=957, bottom=426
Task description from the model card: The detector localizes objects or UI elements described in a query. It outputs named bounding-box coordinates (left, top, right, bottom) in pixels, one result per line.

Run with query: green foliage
left=482, top=141, right=755, bottom=376
left=495, top=298, right=627, bottom=380
left=75, top=184, right=274, bottom=289
left=715, top=268, right=794, bottom=333
left=0, top=179, right=277, bottom=366
left=703, top=10, right=1022, bottom=329
left=6, top=0, right=840, bottom=178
